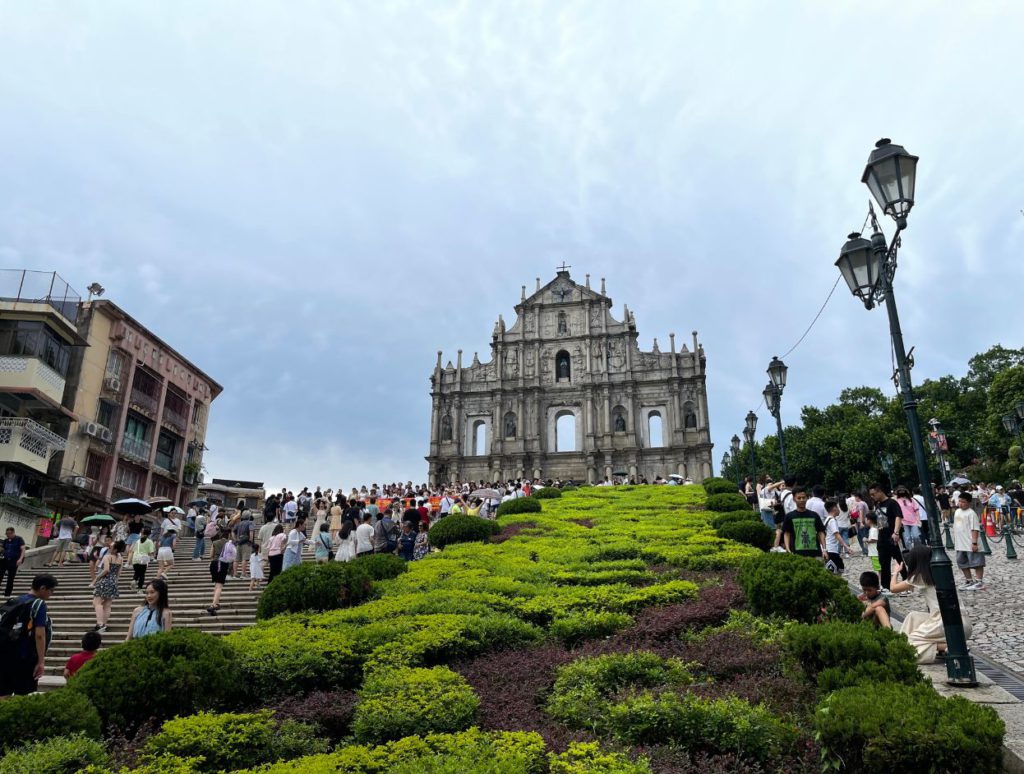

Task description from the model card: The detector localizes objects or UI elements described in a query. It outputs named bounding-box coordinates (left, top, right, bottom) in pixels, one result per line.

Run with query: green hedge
left=708, top=509, right=760, bottom=530
left=784, top=621, right=922, bottom=692
left=704, top=492, right=751, bottom=512
left=0, top=690, right=100, bottom=750
left=532, top=487, right=563, bottom=499
left=259, top=562, right=371, bottom=619
left=352, top=667, right=479, bottom=744
left=549, top=611, right=634, bottom=647
left=428, top=514, right=501, bottom=550
left=549, top=742, right=652, bottom=773
left=716, top=520, right=773, bottom=551
left=816, top=682, right=1005, bottom=773
left=142, top=711, right=327, bottom=772
left=496, top=497, right=542, bottom=516
left=0, top=734, right=108, bottom=774
left=70, top=629, right=243, bottom=731
left=738, top=552, right=862, bottom=624
left=702, top=477, right=740, bottom=495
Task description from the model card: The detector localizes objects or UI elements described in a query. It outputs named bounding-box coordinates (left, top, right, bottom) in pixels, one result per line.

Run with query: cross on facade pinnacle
left=556, top=261, right=571, bottom=273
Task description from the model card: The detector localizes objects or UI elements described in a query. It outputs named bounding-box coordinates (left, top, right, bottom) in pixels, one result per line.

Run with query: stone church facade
left=426, top=269, right=713, bottom=485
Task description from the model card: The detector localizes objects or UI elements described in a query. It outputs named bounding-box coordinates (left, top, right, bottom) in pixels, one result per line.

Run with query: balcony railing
left=0, top=417, right=67, bottom=474
left=119, top=436, right=152, bottom=464
left=161, top=408, right=188, bottom=435
left=0, top=269, right=81, bottom=324
left=129, top=388, right=159, bottom=416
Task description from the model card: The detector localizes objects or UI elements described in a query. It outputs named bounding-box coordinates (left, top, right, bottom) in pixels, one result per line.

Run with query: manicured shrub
left=249, top=729, right=547, bottom=774
left=428, top=514, right=501, bottom=550
left=142, top=710, right=327, bottom=772
left=355, top=553, right=409, bottom=581
left=496, top=497, right=543, bottom=516
left=547, top=652, right=692, bottom=730
left=702, top=477, right=740, bottom=495
left=716, top=520, right=773, bottom=551
left=783, top=621, right=922, bottom=692
left=816, top=682, right=1004, bottom=773
left=533, top=487, right=563, bottom=499
left=0, top=734, right=108, bottom=774
left=258, top=562, right=374, bottom=619
left=70, top=629, right=243, bottom=731
left=352, top=666, right=479, bottom=744
left=561, top=485, right=578, bottom=492
left=603, top=693, right=797, bottom=762
left=704, top=492, right=751, bottom=512
left=0, top=689, right=100, bottom=750
left=738, top=553, right=862, bottom=624
left=549, top=742, right=653, bottom=773
left=708, top=509, right=759, bottom=530
left=550, top=610, right=633, bottom=646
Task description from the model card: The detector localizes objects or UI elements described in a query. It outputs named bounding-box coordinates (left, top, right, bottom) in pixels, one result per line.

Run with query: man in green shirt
left=782, top=488, right=827, bottom=561
left=129, top=529, right=156, bottom=591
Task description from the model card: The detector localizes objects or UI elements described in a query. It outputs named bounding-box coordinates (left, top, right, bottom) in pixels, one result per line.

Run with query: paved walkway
left=844, top=531, right=1024, bottom=676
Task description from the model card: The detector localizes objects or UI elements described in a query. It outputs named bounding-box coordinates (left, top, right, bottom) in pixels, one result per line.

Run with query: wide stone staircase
left=8, top=535, right=304, bottom=691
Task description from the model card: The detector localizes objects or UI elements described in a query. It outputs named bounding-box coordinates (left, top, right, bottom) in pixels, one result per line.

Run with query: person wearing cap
left=0, top=573, right=57, bottom=696
left=988, top=485, right=1011, bottom=529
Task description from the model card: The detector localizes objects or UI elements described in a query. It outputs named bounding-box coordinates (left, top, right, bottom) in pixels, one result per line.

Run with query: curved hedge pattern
left=496, top=497, right=543, bottom=516
left=428, top=514, right=501, bottom=549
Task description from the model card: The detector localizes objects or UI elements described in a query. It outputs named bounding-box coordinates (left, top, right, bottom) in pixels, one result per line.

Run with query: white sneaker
left=963, top=580, right=980, bottom=590
left=973, top=581, right=987, bottom=590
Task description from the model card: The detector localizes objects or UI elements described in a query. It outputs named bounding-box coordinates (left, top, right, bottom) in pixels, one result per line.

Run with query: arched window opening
left=555, top=411, right=576, bottom=452
left=473, top=420, right=487, bottom=456
left=648, top=412, right=663, bottom=448
left=504, top=412, right=517, bottom=438
left=612, top=406, right=627, bottom=433
left=556, top=350, right=571, bottom=382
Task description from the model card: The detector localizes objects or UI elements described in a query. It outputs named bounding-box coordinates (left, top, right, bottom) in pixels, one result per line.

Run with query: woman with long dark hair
left=92, top=539, right=125, bottom=634
left=126, top=578, right=172, bottom=639
left=266, top=524, right=286, bottom=581
left=891, top=543, right=972, bottom=662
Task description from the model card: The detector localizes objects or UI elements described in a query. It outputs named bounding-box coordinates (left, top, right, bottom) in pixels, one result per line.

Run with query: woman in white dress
left=893, top=544, right=972, bottom=663
left=334, top=519, right=356, bottom=562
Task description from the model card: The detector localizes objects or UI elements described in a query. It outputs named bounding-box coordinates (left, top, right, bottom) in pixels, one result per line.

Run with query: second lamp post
left=763, top=355, right=789, bottom=477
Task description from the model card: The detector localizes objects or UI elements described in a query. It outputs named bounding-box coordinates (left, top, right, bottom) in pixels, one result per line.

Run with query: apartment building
left=61, top=300, right=223, bottom=506
left=198, top=478, right=266, bottom=513
left=0, top=271, right=84, bottom=538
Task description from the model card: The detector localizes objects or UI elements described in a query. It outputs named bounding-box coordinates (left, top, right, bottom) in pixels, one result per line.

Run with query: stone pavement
left=843, top=532, right=1024, bottom=676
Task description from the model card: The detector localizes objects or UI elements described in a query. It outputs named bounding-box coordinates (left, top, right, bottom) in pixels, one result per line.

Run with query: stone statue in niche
left=557, top=358, right=570, bottom=379
left=441, top=414, right=453, bottom=441
left=558, top=312, right=568, bottom=335
left=685, top=409, right=698, bottom=429
left=504, top=413, right=517, bottom=438
left=503, top=349, right=519, bottom=377
left=613, top=411, right=626, bottom=432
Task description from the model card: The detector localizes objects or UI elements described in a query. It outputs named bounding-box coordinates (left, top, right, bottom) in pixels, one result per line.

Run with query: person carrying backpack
left=0, top=573, right=58, bottom=696
left=373, top=509, right=400, bottom=554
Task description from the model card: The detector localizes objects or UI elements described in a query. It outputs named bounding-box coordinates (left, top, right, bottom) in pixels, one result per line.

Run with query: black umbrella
left=189, top=498, right=209, bottom=507
left=112, top=497, right=154, bottom=515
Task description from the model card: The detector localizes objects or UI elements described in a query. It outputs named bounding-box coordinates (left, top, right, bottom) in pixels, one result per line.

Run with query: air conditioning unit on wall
left=103, top=376, right=122, bottom=392
left=99, top=427, right=114, bottom=443
left=81, top=422, right=101, bottom=438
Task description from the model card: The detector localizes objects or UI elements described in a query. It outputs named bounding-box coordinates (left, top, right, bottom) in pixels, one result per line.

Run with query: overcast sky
left=2, top=2, right=1022, bottom=491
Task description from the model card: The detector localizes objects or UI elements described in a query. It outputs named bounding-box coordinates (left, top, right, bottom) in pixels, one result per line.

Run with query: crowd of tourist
left=743, top=473, right=1024, bottom=663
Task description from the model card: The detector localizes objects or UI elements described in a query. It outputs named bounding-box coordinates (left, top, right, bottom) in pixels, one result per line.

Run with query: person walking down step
left=1, top=527, right=27, bottom=597
left=128, top=528, right=155, bottom=592
left=156, top=529, right=177, bottom=580
left=92, top=540, right=125, bottom=634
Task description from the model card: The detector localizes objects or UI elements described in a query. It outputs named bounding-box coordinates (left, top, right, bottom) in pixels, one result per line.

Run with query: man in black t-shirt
left=869, top=483, right=905, bottom=591
left=935, top=486, right=952, bottom=523
left=782, top=489, right=827, bottom=560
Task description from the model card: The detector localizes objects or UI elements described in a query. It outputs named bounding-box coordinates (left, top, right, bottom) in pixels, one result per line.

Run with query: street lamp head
left=767, top=356, right=788, bottom=392
left=745, top=410, right=758, bottom=435
left=722, top=452, right=732, bottom=469
left=1016, top=401, right=1024, bottom=421
left=836, top=232, right=881, bottom=308
left=1002, top=414, right=1017, bottom=434
left=862, top=138, right=918, bottom=229
left=763, top=383, right=779, bottom=416
left=731, top=435, right=741, bottom=456
left=743, top=427, right=755, bottom=444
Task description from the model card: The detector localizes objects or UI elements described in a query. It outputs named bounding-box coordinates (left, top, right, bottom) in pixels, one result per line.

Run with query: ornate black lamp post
left=744, top=411, right=758, bottom=485
left=762, top=355, right=789, bottom=477
left=730, top=435, right=742, bottom=484
left=721, top=451, right=732, bottom=479
left=927, top=418, right=950, bottom=487
left=1002, top=413, right=1024, bottom=450
left=879, top=452, right=895, bottom=491
left=834, top=138, right=975, bottom=685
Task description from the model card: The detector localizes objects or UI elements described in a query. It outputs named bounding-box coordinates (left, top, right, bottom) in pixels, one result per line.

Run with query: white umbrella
left=162, top=505, right=186, bottom=514
left=471, top=488, right=502, bottom=499
left=668, top=474, right=684, bottom=480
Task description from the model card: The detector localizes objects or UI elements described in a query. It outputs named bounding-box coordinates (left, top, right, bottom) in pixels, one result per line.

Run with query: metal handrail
left=0, top=416, right=67, bottom=453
